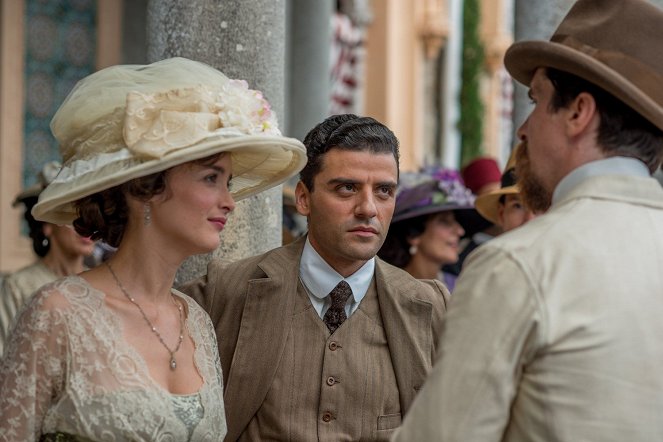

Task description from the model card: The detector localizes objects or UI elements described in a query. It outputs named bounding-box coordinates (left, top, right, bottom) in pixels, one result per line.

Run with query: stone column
left=512, top=0, right=574, bottom=133
left=284, top=0, right=332, bottom=141
left=147, top=0, right=287, bottom=283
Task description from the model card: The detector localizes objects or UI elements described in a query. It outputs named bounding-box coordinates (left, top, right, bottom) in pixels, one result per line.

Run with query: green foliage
left=459, top=0, right=485, bottom=166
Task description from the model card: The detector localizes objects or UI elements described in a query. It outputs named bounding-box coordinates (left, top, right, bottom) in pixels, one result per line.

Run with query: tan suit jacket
left=393, top=174, right=663, bottom=441
left=183, top=236, right=449, bottom=441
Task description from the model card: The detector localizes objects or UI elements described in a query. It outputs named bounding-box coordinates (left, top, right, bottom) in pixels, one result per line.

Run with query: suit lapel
left=223, top=238, right=305, bottom=441
left=375, top=259, right=434, bottom=414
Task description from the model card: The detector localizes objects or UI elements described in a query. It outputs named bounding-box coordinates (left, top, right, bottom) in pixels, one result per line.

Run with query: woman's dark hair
left=73, top=154, right=223, bottom=247
left=377, top=215, right=428, bottom=268
left=545, top=68, right=663, bottom=172
left=18, top=196, right=49, bottom=257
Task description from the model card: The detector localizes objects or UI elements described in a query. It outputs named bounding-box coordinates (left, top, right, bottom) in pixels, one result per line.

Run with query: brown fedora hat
left=504, top=0, right=663, bottom=131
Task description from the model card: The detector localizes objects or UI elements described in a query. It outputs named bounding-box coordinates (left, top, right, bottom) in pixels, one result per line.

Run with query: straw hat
left=33, top=57, right=307, bottom=224
left=504, top=0, right=663, bottom=131
left=475, top=143, right=521, bottom=224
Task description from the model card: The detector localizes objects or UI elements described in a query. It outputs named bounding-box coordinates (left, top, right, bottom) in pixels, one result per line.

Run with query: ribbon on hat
left=123, top=82, right=280, bottom=159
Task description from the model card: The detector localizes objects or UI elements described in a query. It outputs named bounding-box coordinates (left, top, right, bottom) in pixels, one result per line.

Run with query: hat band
left=552, top=35, right=663, bottom=107
left=57, top=83, right=283, bottom=164
left=501, top=168, right=516, bottom=188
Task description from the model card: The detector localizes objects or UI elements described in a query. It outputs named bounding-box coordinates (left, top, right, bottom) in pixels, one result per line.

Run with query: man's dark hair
left=545, top=68, right=663, bottom=172
left=300, top=114, right=400, bottom=191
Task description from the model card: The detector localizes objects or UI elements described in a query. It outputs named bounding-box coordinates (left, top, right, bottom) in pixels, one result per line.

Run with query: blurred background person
left=378, top=169, right=475, bottom=291
left=0, top=161, right=95, bottom=355
left=475, top=142, right=538, bottom=233
left=443, top=156, right=502, bottom=278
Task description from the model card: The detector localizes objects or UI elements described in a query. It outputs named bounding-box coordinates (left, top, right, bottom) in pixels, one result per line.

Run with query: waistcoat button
left=326, top=376, right=336, bottom=386
left=329, top=341, right=338, bottom=351
left=322, top=411, right=333, bottom=422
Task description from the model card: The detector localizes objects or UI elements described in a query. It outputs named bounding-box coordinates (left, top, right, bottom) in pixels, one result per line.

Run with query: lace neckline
left=68, top=275, right=206, bottom=396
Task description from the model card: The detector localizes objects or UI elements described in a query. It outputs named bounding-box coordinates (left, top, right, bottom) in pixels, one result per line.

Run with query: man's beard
left=515, top=141, right=552, bottom=213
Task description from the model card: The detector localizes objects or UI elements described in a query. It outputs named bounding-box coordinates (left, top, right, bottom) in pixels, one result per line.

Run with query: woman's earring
left=42, top=237, right=49, bottom=247
left=144, top=203, right=152, bottom=226
left=409, top=245, right=418, bottom=256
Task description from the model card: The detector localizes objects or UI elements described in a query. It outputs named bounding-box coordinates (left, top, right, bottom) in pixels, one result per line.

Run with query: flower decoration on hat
left=392, top=169, right=475, bottom=223
left=429, top=168, right=476, bottom=207
left=124, top=80, right=280, bottom=159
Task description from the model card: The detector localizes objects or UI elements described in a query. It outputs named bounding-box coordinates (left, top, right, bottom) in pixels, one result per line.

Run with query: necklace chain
left=106, top=261, right=184, bottom=371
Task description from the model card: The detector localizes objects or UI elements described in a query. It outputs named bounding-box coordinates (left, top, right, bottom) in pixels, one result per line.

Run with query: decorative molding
left=419, top=0, right=448, bottom=59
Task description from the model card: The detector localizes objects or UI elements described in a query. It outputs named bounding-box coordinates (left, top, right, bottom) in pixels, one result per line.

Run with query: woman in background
left=0, top=57, right=306, bottom=441
left=379, top=170, right=475, bottom=291
left=0, top=161, right=95, bottom=356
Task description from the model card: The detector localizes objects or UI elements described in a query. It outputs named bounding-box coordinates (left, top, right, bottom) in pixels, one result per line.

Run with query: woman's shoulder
left=30, top=276, right=103, bottom=313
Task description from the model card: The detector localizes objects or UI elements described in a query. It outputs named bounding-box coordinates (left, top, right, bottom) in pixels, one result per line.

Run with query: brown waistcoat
left=242, top=280, right=400, bottom=441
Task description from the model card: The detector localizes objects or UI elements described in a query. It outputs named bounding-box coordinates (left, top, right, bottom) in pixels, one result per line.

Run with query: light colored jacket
left=393, top=173, right=663, bottom=441
left=0, top=261, right=56, bottom=356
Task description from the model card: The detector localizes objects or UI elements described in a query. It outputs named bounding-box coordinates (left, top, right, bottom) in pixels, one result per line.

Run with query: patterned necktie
left=323, top=280, right=352, bottom=333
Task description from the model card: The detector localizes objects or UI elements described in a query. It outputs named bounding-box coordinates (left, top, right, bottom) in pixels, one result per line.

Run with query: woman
left=0, top=57, right=306, bottom=441
left=378, top=170, right=475, bottom=291
left=0, top=161, right=96, bottom=356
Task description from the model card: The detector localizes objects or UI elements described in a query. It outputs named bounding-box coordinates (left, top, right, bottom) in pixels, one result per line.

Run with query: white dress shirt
left=299, top=237, right=375, bottom=318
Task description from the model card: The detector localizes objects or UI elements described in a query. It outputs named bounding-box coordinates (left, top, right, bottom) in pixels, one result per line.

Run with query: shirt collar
left=552, top=156, right=649, bottom=205
left=299, top=236, right=375, bottom=303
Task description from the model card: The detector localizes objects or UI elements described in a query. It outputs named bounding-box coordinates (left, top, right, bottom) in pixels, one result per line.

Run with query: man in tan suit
left=184, top=114, right=449, bottom=441
left=393, top=0, right=663, bottom=441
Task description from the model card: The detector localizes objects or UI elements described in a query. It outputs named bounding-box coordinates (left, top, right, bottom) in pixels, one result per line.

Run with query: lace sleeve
left=0, top=285, right=68, bottom=442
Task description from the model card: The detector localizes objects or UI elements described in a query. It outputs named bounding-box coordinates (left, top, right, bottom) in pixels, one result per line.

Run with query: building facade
left=0, top=0, right=518, bottom=272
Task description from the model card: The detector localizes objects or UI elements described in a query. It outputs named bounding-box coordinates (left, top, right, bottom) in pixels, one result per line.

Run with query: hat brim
left=391, top=201, right=475, bottom=224
left=33, top=134, right=306, bottom=225
left=474, top=185, right=520, bottom=224
left=13, top=184, right=43, bottom=207
left=504, top=40, right=663, bottom=131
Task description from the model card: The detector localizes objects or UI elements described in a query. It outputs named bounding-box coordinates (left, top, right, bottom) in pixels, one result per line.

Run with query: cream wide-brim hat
left=33, top=58, right=307, bottom=225
left=504, top=0, right=663, bottom=132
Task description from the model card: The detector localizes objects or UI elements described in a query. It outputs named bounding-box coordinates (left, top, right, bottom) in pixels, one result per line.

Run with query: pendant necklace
left=106, top=261, right=184, bottom=371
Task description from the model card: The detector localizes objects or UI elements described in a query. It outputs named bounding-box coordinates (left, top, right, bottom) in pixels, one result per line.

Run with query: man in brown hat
left=393, top=0, right=663, bottom=440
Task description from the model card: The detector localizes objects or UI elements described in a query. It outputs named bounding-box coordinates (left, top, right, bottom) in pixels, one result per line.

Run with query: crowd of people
left=1, top=0, right=663, bottom=440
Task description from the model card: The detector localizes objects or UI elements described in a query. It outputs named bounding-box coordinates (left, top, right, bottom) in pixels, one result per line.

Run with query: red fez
left=461, top=157, right=501, bottom=195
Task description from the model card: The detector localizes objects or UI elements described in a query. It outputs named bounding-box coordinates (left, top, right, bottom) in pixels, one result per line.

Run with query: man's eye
left=205, top=174, right=218, bottom=183
left=377, top=186, right=394, bottom=197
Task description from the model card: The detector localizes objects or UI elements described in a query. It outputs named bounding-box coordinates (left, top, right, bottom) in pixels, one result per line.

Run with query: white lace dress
left=0, top=276, right=227, bottom=441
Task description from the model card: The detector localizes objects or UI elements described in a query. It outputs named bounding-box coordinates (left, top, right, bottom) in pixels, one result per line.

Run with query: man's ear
left=566, top=91, right=597, bottom=137
left=295, top=181, right=311, bottom=217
